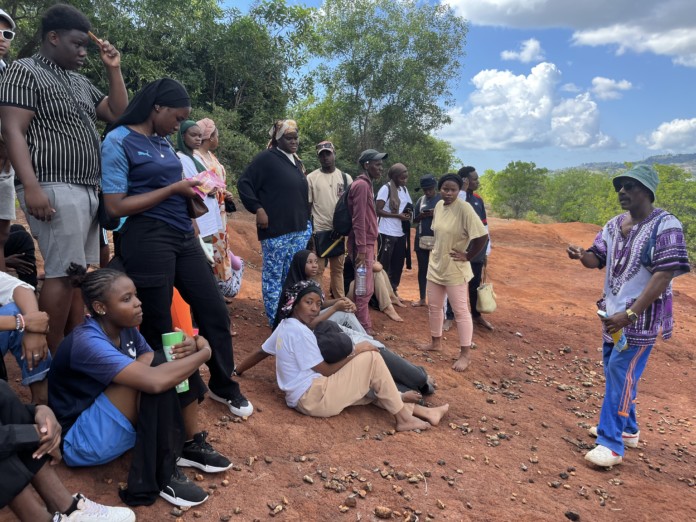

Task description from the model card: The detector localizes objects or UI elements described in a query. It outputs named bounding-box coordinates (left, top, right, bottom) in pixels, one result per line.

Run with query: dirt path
left=3, top=212, right=695, bottom=522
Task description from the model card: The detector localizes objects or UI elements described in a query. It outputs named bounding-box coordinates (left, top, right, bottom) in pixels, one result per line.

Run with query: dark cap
left=314, top=321, right=353, bottom=364
left=419, top=174, right=437, bottom=189
left=358, top=148, right=388, bottom=164
left=316, top=141, right=335, bottom=155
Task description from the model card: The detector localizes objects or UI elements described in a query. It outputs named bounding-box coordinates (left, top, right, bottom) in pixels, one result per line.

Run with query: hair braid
left=66, top=263, right=126, bottom=315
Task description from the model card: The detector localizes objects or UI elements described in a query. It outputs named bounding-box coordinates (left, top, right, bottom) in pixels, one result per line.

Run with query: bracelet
left=15, top=314, right=25, bottom=332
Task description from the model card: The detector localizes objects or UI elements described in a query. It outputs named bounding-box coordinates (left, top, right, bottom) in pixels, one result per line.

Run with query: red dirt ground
left=2, top=210, right=695, bottom=522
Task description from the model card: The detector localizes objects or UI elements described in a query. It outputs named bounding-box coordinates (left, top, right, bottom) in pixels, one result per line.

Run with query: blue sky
left=231, top=0, right=696, bottom=172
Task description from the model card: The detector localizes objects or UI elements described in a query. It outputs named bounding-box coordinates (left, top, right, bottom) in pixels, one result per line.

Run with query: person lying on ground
left=252, top=280, right=448, bottom=431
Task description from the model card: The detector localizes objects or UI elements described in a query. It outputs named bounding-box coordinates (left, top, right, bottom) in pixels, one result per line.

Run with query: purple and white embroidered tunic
left=588, top=208, right=690, bottom=347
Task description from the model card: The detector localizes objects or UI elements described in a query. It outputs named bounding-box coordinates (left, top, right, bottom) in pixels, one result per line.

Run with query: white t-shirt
left=376, top=184, right=412, bottom=237
left=0, top=271, right=33, bottom=306
left=261, top=318, right=324, bottom=408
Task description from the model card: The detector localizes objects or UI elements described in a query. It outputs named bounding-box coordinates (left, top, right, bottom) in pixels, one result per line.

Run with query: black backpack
left=332, top=172, right=353, bottom=236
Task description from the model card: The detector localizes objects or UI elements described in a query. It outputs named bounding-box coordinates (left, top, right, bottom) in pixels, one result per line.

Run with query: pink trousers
left=426, top=280, right=473, bottom=347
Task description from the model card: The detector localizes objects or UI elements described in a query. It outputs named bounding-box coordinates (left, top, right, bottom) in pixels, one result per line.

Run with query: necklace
left=147, top=135, right=165, bottom=158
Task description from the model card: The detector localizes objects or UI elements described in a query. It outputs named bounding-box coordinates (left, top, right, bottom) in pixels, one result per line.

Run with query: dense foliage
left=479, top=162, right=696, bottom=259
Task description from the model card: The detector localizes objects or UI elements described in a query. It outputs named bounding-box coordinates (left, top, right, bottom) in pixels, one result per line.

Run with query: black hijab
left=273, top=249, right=313, bottom=329
left=112, top=78, right=190, bottom=129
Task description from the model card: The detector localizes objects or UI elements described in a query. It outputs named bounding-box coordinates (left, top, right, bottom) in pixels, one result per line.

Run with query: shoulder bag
left=476, top=264, right=497, bottom=314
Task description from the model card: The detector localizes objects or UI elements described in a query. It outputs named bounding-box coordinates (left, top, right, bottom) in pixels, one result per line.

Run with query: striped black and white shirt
left=0, top=53, right=105, bottom=187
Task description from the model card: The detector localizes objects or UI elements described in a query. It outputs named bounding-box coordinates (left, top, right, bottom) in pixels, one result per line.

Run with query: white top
left=376, top=184, right=412, bottom=237
left=0, top=271, right=34, bottom=306
left=262, top=318, right=324, bottom=408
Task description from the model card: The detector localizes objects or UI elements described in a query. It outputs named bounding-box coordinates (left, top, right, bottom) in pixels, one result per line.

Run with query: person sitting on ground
left=257, top=280, right=449, bottom=431
left=244, top=250, right=435, bottom=401
left=0, top=270, right=51, bottom=404
left=48, top=265, right=230, bottom=508
left=0, top=379, right=136, bottom=521
left=3, top=224, right=39, bottom=288
left=347, top=259, right=405, bottom=322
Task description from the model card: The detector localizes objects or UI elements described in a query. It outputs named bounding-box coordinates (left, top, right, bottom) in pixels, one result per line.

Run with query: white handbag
left=476, top=265, right=497, bottom=314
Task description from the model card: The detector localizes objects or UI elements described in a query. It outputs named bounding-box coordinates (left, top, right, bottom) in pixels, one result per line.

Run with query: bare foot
left=452, top=346, right=472, bottom=372
left=401, top=390, right=423, bottom=403
left=384, top=304, right=403, bottom=322
left=411, top=299, right=426, bottom=307
left=413, top=403, right=450, bottom=426
left=419, top=337, right=442, bottom=351
left=392, top=297, right=407, bottom=308
left=395, top=408, right=431, bottom=432
left=442, top=319, right=453, bottom=331
left=475, top=316, right=495, bottom=331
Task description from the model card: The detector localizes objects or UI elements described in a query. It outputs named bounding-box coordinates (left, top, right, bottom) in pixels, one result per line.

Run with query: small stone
left=344, top=496, right=357, bottom=508
left=374, top=506, right=393, bottom=519
left=436, top=499, right=446, bottom=509
left=233, top=507, right=242, bottom=514
left=220, top=516, right=231, bottom=522
left=560, top=472, right=569, bottom=479
left=193, top=512, right=202, bottom=518
left=466, top=502, right=473, bottom=509
left=338, top=505, right=349, bottom=513
left=564, top=510, right=580, bottom=521
left=437, top=459, right=446, bottom=466
left=303, top=475, right=314, bottom=484
left=194, top=473, right=204, bottom=481
left=264, top=456, right=273, bottom=464
left=171, top=508, right=184, bottom=516
left=221, top=479, right=229, bottom=487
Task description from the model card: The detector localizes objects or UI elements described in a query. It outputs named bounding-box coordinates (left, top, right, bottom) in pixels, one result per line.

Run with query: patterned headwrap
left=197, top=118, right=216, bottom=141
left=267, top=119, right=298, bottom=148
left=279, top=280, right=324, bottom=320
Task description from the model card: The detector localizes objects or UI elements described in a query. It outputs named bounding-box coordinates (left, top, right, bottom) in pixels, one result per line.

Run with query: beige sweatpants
left=296, top=351, right=412, bottom=417
left=348, top=268, right=396, bottom=312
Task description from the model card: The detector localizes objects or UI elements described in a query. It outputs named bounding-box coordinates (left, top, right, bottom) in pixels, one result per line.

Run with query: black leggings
left=414, top=248, right=430, bottom=300
left=120, top=216, right=241, bottom=401
left=378, top=233, right=407, bottom=292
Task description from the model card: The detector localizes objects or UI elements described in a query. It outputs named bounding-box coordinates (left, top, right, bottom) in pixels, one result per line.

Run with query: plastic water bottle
left=355, top=266, right=367, bottom=296
left=597, top=310, right=628, bottom=352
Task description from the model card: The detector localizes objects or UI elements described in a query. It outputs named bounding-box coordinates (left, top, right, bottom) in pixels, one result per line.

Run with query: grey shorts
left=0, top=170, right=15, bottom=221
left=17, top=182, right=99, bottom=278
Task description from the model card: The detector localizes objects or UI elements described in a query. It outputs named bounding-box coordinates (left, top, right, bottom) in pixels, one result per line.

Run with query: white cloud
left=436, top=62, right=617, bottom=150
left=444, top=0, right=696, bottom=67
left=638, top=118, right=696, bottom=151
left=590, top=77, right=633, bottom=100
left=501, top=38, right=545, bottom=63
left=561, top=83, right=580, bottom=92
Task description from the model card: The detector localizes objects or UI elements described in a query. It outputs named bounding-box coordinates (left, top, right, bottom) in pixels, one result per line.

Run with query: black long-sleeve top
left=237, top=147, right=310, bottom=240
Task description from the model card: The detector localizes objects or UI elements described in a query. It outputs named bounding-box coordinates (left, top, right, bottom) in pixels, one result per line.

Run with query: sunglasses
left=1, top=30, right=14, bottom=41
left=614, top=180, right=639, bottom=193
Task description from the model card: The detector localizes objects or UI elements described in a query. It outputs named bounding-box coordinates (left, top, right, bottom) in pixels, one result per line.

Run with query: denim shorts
left=63, top=392, right=136, bottom=467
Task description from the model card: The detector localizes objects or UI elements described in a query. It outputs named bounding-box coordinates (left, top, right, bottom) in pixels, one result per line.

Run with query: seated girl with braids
left=247, top=280, right=448, bottom=431
left=47, top=265, right=231, bottom=508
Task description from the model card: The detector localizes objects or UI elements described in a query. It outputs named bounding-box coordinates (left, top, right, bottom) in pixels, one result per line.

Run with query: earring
left=98, top=310, right=106, bottom=315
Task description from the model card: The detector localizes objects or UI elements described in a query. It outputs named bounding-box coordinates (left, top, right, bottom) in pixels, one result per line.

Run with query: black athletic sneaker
left=208, top=389, right=254, bottom=417
left=178, top=431, right=232, bottom=473
left=159, top=467, right=209, bottom=507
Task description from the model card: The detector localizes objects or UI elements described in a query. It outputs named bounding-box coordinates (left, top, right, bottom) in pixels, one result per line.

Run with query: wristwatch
left=626, top=308, right=638, bottom=323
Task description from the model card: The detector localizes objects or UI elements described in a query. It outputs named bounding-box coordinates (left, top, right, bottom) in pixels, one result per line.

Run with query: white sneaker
left=585, top=445, right=623, bottom=467
left=588, top=426, right=640, bottom=448
left=208, top=389, right=254, bottom=417
left=62, top=494, right=135, bottom=522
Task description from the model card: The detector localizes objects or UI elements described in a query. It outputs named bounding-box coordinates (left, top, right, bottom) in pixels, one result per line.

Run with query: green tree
left=488, top=161, right=548, bottom=218
left=312, top=0, right=467, bottom=159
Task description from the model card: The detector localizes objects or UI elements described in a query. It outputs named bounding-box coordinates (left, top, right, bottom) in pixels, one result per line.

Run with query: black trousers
left=4, top=224, right=38, bottom=288
left=120, top=216, right=241, bottom=401
left=120, top=351, right=184, bottom=506
left=446, top=261, right=484, bottom=320
left=414, top=248, right=430, bottom=300
left=0, top=380, right=47, bottom=508
left=378, top=233, right=407, bottom=292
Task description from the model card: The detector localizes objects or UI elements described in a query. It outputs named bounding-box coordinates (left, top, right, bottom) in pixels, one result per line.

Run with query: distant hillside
left=575, top=153, right=696, bottom=175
